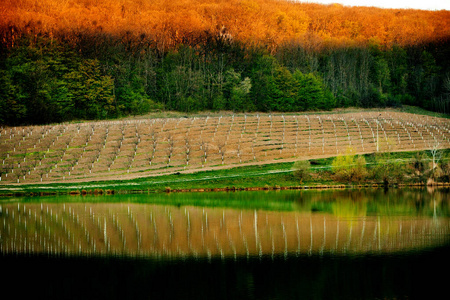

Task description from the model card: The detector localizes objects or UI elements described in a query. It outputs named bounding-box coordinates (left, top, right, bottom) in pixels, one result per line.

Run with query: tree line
left=1, top=32, right=449, bottom=125
left=3, top=0, right=450, bottom=51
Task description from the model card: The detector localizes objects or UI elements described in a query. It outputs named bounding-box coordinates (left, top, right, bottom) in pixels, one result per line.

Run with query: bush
left=438, top=154, right=450, bottom=182
left=292, top=160, right=311, bottom=182
left=353, top=155, right=368, bottom=182
left=331, top=148, right=367, bottom=183
left=371, top=154, right=408, bottom=186
left=410, top=152, right=428, bottom=183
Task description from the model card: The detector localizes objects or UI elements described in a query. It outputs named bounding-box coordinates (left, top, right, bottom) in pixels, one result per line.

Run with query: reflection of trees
left=303, top=189, right=450, bottom=218
left=331, top=192, right=368, bottom=218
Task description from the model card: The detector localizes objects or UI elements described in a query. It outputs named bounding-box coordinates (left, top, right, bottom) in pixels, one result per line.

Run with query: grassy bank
left=1, top=149, right=449, bottom=197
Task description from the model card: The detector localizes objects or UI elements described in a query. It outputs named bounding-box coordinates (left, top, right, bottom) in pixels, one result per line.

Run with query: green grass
left=69, top=106, right=450, bottom=125
left=0, top=161, right=299, bottom=194
left=399, top=105, right=450, bottom=119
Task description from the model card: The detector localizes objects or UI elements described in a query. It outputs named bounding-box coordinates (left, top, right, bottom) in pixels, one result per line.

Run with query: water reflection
left=2, top=189, right=449, bottom=300
left=1, top=199, right=449, bottom=258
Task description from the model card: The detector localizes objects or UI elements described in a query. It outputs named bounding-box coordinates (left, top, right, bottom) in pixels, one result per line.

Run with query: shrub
left=371, top=153, right=408, bottom=186
left=331, top=148, right=367, bottom=183
left=410, top=152, right=428, bottom=182
left=438, top=155, right=450, bottom=182
left=353, top=155, right=368, bottom=182
left=292, top=160, right=311, bottom=182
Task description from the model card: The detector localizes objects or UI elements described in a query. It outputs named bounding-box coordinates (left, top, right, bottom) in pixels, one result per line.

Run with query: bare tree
left=0, top=164, right=12, bottom=181
left=68, top=158, right=79, bottom=175
left=429, top=140, right=443, bottom=174
left=132, top=137, right=139, bottom=155
left=44, top=139, right=52, bottom=153
left=39, top=127, right=46, bottom=138
left=84, top=131, right=91, bottom=147
left=146, top=149, right=154, bottom=166
left=20, top=127, right=27, bottom=141
left=251, top=136, right=256, bottom=160
left=36, top=152, right=45, bottom=166
left=217, top=140, right=226, bottom=165
left=149, top=132, right=158, bottom=164
left=104, top=153, right=114, bottom=171
left=165, top=135, right=174, bottom=168
left=126, top=154, right=134, bottom=173
left=64, top=137, right=71, bottom=149
left=56, top=148, right=65, bottom=163
left=88, top=155, right=96, bottom=174
left=237, top=144, right=242, bottom=163
left=184, top=137, right=191, bottom=166
left=14, top=169, right=22, bottom=183
left=102, top=127, right=109, bottom=148
left=21, top=147, right=28, bottom=163
left=18, top=164, right=30, bottom=183
left=59, top=164, right=71, bottom=180
left=94, top=143, right=103, bottom=162
left=37, top=166, right=46, bottom=182
left=30, top=154, right=40, bottom=171
left=0, top=147, right=9, bottom=166
left=200, top=140, right=209, bottom=167
left=112, top=143, right=120, bottom=160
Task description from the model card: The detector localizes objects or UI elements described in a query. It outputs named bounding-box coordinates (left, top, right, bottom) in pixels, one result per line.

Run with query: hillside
left=1, top=111, right=449, bottom=185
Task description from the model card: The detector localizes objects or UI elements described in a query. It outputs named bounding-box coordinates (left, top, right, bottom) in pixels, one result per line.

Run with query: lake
left=1, top=188, right=449, bottom=299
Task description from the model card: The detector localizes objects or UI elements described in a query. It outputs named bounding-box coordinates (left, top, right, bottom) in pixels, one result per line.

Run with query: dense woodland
left=1, top=0, right=450, bottom=125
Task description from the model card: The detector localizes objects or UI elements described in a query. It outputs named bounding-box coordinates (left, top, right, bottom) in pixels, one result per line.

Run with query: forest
left=1, top=0, right=450, bottom=125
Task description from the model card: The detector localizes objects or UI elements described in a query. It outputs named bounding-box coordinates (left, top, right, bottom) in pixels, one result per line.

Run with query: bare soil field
left=1, top=111, right=449, bottom=184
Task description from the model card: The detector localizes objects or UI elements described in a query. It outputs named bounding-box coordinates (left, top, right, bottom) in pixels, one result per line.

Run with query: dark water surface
left=1, top=188, right=449, bottom=299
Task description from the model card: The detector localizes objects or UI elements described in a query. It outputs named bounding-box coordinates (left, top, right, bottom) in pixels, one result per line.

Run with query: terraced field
left=1, top=112, right=449, bottom=184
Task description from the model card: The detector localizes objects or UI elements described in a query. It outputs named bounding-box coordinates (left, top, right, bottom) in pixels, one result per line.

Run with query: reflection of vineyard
left=1, top=203, right=449, bottom=258
left=1, top=112, right=449, bottom=184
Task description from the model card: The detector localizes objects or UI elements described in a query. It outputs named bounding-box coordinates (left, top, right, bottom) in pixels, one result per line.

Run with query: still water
left=1, top=189, right=449, bottom=299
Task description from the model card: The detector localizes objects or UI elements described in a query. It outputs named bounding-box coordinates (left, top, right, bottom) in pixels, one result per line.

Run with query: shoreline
left=1, top=181, right=449, bottom=198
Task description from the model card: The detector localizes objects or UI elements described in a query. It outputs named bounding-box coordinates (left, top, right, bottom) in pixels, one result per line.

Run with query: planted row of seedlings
left=1, top=112, right=449, bottom=183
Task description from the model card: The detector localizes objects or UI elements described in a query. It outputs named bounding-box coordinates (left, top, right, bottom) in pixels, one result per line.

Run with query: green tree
left=0, top=69, right=27, bottom=124
left=230, top=77, right=252, bottom=111
left=249, top=54, right=279, bottom=111
left=0, top=36, right=116, bottom=124
left=386, top=45, right=409, bottom=97
left=65, top=59, right=115, bottom=119
left=0, top=38, right=78, bottom=124
left=223, top=69, right=242, bottom=106
left=293, top=71, right=334, bottom=110
left=373, top=57, right=390, bottom=94
left=267, top=66, right=296, bottom=111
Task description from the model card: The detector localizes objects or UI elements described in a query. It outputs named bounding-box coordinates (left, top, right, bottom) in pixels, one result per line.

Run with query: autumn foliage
left=1, top=0, right=450, bottom=51
left=1, top=1, right=450, bottom=125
